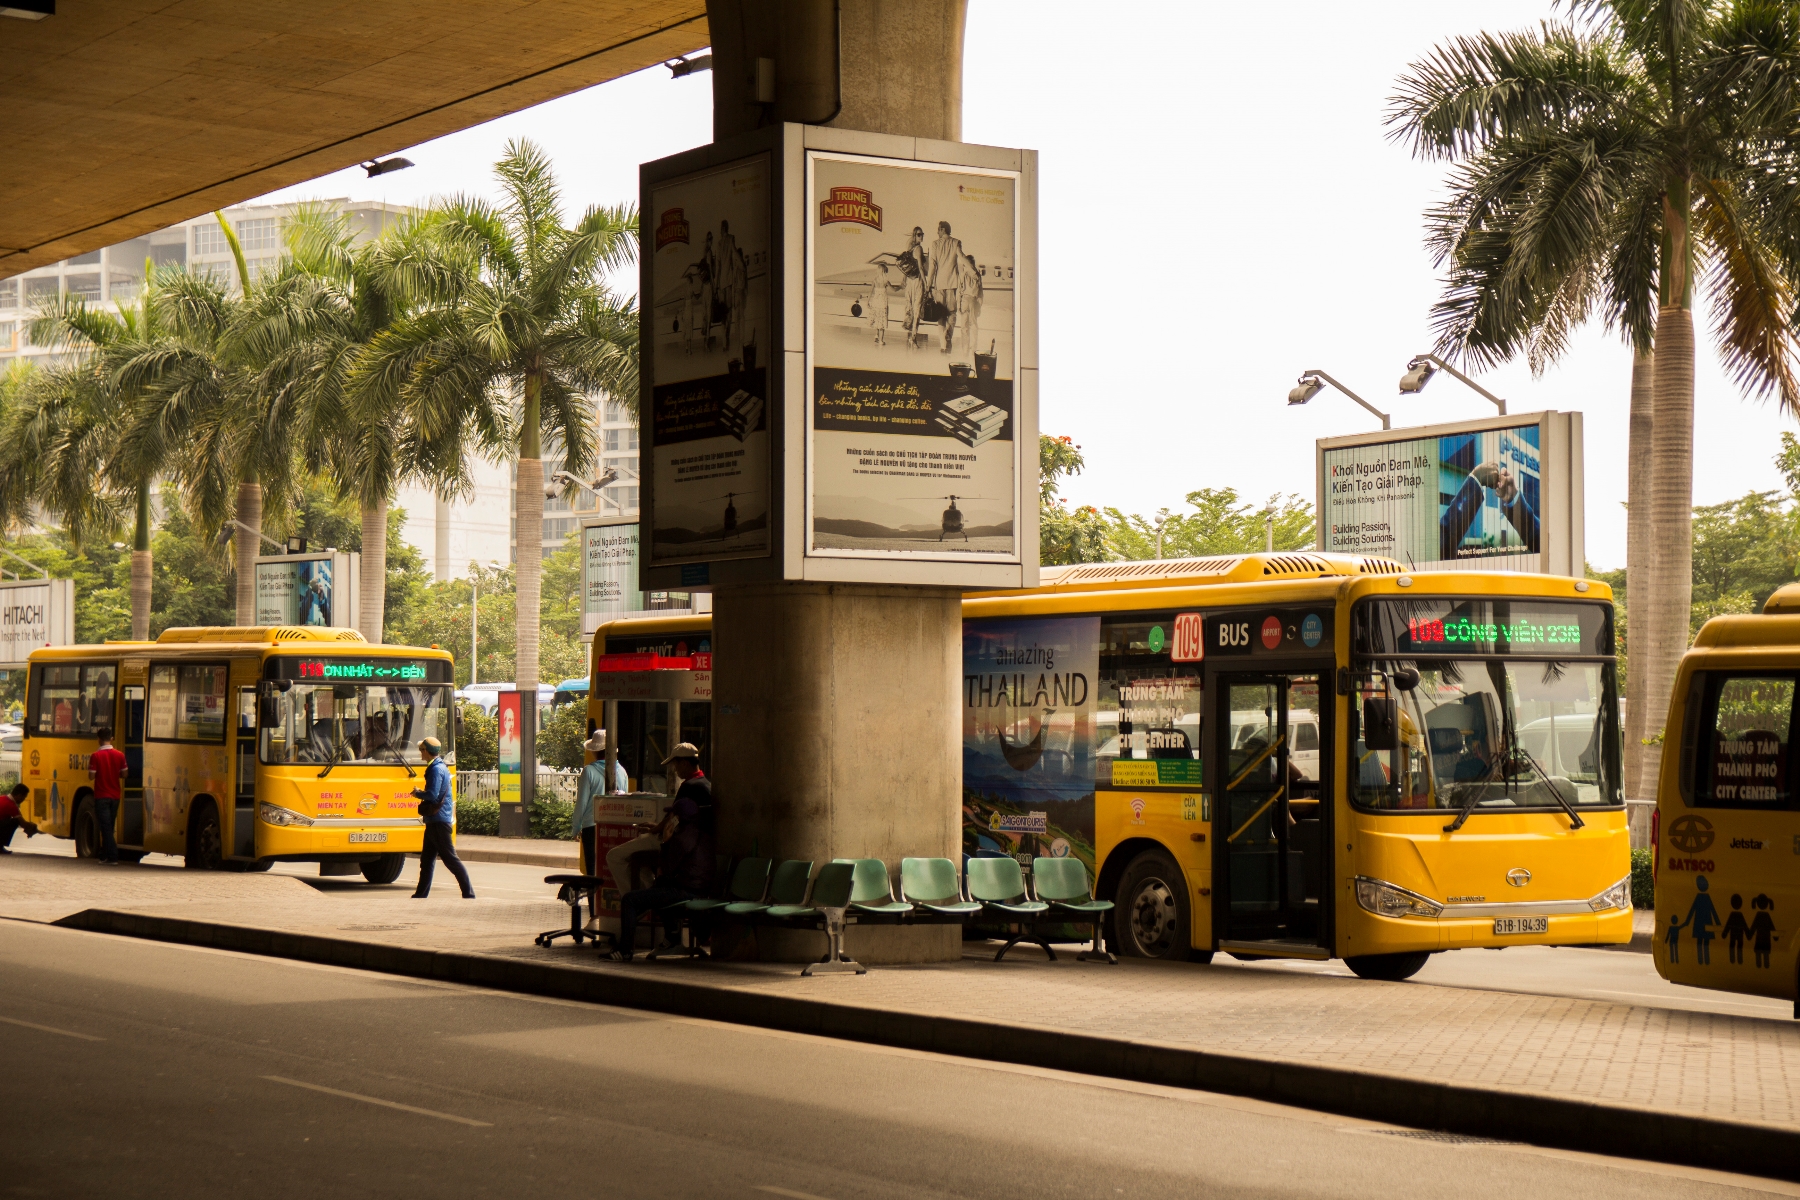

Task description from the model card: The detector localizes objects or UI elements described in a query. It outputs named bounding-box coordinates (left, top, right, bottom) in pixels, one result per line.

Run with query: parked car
left=551, top=678, right=589, bottom=708
left=0, top=724, right=21, bottom=789
left=455, top=683, right=555, bottom=716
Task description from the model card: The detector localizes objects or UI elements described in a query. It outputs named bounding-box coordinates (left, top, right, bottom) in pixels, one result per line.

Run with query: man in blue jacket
left=411, top=737, right=475, bottom=899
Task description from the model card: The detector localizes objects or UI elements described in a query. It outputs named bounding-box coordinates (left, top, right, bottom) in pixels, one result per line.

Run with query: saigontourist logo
left=655, top=207, right=690, bottom=251
left=819, top=186, right=882, bottom=230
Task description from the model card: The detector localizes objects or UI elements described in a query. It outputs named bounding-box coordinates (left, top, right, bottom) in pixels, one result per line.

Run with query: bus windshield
left=1352, top=658, right=1620, bottom=811
left=260, top=683, right=455, bottom=766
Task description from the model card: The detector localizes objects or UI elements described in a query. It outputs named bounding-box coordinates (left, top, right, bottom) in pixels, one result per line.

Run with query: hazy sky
left=252, top=0, right=1799, bottom=570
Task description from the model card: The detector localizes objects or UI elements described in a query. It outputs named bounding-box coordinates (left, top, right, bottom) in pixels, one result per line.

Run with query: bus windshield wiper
left=376, top=740, right=416, bottom=777
left=1443, top=784, right=1483, bottom=833
left=317, top=740, right=348, bottom=779
left=1513, top=743, right=1585, bottom=830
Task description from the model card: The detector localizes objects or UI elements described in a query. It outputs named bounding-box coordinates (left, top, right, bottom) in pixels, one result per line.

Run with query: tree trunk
left=130, top=480, right=152, bottom=641
left=233, top=479, right=263, bottom=627
left=515, top=375, right=543, bottom=692
left=359, top=499, right=387, bottom=643
left=1622, top=348, right=1653, bottom=799
left=1641, top=306, right=1695, bottom=800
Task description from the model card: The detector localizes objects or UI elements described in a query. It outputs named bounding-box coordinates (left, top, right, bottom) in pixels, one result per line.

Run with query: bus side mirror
left=1363, top=698, right=1398, bottom=752
left=259, top=696, right=280, bottom=726
left=1392, top=667, right=1420, bottom=692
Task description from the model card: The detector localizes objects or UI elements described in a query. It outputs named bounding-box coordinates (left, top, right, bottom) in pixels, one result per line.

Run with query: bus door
left=119, top=684, right=146, bottom=847
left=232, top=686, right=257, bottom=858
left=1214, top=671, right=1331, bottom=951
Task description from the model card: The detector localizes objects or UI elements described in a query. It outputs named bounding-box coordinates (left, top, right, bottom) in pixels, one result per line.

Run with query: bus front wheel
left=1345, top=952, right=1432, bottom=982
left=185, top=803, right=223, bottom=871
left=1116, top=849, right=1194, bottom=961
left=361, top=854, right=405, bottom=885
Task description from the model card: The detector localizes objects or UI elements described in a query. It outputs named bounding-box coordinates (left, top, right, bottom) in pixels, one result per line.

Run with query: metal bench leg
left=536, top=887, right=589, bottom=947
left=1076, top=916, right=1116, bottom=964
left=802, top=909, right=864, bottom=976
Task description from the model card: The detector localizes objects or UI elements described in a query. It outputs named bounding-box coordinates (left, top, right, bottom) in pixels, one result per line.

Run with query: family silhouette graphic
left=1684, top=876, right=1722, bottom=965
left=1671, top=877, right=1779, bottom=968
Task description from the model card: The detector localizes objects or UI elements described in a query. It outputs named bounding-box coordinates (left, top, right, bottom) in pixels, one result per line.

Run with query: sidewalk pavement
left=453, top=833, right=578, bottom=869
left=3, top=851, right=1796, bottom=1179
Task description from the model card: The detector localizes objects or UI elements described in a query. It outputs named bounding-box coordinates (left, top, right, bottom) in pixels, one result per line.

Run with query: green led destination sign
left=269, top=657, right=453, bottom=683
left=1358, top=599, right=1612, bottom=658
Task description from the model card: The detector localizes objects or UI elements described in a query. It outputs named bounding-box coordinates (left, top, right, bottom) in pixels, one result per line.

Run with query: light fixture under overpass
left=0, top=1, right=52, bottom=19
left=667, top=54, right=713, bottom=77
left=1399, top=352, right=1507, bottom=415
left=361, top=156, right=415, bottom=178
left=1288, top=370, right=1390, bottom=430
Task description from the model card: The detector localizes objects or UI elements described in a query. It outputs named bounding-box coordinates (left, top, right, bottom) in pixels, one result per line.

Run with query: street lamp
left=548, top=466, right=622, bottom=509
left=1399, top=352, right=1507, bottom=415
left=468, top=559, right=503, bottom=686
left=213, top=519, right=286, bottom=553
left=361, top=156, right=414, bottom=178
left=1288, top=369, right=1390, bottom=430
left=0, top=546, right=47, bottom=579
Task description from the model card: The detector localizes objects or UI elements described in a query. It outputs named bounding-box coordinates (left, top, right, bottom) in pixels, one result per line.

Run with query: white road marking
left=0, top=1014, right=104, bottom=1041
left=756, top=1187, right=836, bottom=1200
left=261, top=1075, right=493, bottom=1126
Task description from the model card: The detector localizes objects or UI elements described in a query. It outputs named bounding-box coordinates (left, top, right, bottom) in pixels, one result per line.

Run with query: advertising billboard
left=807, top=152, right=1021, bottom=563
left=496, top=690, right=522, bottom=807
left=646, top=153, right=773, bottom=567
left=583, top=520, right=641, bottom=635
left=1316, top=411, right=1584, bottom=575
left=254, top=551, right=359, bottom=629
left=0, top=578, right=74, bottom=669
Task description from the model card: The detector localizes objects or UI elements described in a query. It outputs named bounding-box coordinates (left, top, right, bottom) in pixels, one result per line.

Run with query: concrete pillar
left=704, top=0, right=970, bottom=962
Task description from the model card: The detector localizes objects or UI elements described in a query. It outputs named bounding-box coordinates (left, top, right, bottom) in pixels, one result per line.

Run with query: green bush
left=458, top=704, right=497, bottom=771
left=538, top=702, right=591, bottom=771
left=456, top=796, right=499, bottom=837
left=1630, top=847, right=1655, bottom=908
left=451, top=795, right=576, bottom=840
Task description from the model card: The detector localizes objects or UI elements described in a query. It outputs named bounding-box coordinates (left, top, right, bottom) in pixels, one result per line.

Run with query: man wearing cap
left=607, top=742, right=715, bottom=960
left=411, top=737, right=475, bottom=899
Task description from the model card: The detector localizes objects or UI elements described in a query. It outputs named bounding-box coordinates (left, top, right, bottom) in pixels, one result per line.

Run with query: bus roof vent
left=1261, top=554, right=1334, bottom=576
left=155, top=626, right=366, bottom=644
left=1359, top=557, right=1405, bottom=575
left=1038, top=557, right=1242, bottom=587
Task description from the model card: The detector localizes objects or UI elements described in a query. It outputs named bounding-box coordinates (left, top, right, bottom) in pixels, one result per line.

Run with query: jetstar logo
left=655, top=207, right=690, bottom=251
left=819, top=186, right=882, bottom=230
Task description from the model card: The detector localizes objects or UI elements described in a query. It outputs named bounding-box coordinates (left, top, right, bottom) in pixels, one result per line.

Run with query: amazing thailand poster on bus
left=807, top=152, right=1020, bottom=563
left=962, top=616, right=1099, bottom=868
left=646, top=153, right=773, bottom=565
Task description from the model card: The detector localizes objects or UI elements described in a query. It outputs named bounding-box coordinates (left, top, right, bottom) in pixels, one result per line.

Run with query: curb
left=455, top=849, right=579, bottom=869
left=53, top=907, right=1799, bottom=1184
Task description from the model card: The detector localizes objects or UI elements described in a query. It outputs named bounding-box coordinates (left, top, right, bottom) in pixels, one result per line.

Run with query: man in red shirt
left=0, top=782, right=38, bottom=852
left=87, top=728, right=127, bottom=865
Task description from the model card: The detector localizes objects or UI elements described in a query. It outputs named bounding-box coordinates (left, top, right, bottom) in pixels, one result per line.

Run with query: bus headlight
left=1588, top=875, right=1631, bottom=912
left=258, top=802, right=313, bottom=828
left=1354, top=876, right=1444, bottom=919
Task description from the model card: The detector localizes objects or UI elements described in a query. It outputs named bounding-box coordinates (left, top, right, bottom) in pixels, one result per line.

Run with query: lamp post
left=1287, top=370, right=1390, bottom=430
left=1398, top=352, right=1507, bottom=415
left=468, top=559, right=502, bottom=686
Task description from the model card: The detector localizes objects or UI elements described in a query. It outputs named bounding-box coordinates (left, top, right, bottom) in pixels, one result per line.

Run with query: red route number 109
left=1172, top=612, right=1204, bottom=662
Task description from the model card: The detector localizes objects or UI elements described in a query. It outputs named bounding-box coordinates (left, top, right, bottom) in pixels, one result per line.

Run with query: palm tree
left=5, top=273, right=157, bottom=636
left=118, top=216, right=300, bottom=624
left=360, top=139, right=636, bottom=717
left=251, top=205, right=472, bottom=642
left=1389, top=0, right=1800, bottom=795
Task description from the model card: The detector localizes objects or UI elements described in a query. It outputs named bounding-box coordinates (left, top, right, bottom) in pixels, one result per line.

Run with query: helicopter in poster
left=902, top=495, right=997, bottom=542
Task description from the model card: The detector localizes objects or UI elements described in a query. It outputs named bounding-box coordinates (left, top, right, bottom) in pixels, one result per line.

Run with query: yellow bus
left=23, top=626, right=457, bottom=881
left=593, top=553, right=1631, bottom=979
left=1652, top=585, right=1800, bottom=1013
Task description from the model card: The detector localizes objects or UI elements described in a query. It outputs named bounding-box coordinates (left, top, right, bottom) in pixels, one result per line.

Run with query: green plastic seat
left=686, top=856, right=771, bottom=912
left=842, top=857, right=912, bottom=915
left=965, top=857, right=1049, bottom=916
left=723, top=858, right=812, bottom=916
left=900, top=857, right=981, bottom=915
left=767, top=861, right=856, bottom=919
left=1032, top=856, right=1114, bottom=914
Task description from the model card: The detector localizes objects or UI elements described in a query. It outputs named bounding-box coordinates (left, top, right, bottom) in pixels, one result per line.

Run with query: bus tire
left=1345, top=951, right=1432, bottom=982
left=185, top=802, right=223, bottom=871
left=244, top=858, right=272, bottom=873
left=117, top=850, right=146, bottom=864
left=361, top=854, right=405, bottom=885
left=1116, top=848, right=1192, bottom=961
left=72, top=798, right=99, bottom=859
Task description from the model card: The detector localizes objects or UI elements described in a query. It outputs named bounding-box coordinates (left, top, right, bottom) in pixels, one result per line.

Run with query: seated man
left=0, top=783, right=39, bottom=852
left=1454, top=732, right=1497, bottom=783
left=607, top=743, right=715, bottom=961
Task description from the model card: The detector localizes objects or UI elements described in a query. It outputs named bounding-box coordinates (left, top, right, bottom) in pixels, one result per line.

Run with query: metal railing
left=454, top=769, right=580, bottom=805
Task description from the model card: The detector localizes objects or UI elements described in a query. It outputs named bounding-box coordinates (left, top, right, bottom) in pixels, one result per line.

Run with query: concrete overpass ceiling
left=0, top=0, right=708, bottom=277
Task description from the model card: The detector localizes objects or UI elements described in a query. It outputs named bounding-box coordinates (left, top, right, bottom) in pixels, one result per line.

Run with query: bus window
left=30, top=663, right=116, bottom=737
left=174, top=666, right=228, bottom=742
left=1097, top=614, right=1200, bottom=769
left=260, top=684, right=454, bottom=766
left=1691, top=674, right=1797, bottom=809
